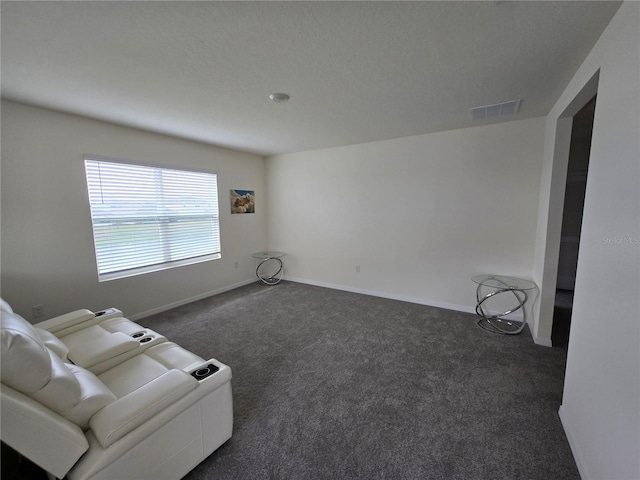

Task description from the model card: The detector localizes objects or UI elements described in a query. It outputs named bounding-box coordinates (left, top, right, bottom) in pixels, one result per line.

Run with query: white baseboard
left=559, top=406, right=587, bottom=479
left=284, top=275, right=526, bottom=322
left=533, top=335, right=553, bottom=347
left=285, top=275, right=476, bottom=314
left=129, top=278, right=258, bottom=321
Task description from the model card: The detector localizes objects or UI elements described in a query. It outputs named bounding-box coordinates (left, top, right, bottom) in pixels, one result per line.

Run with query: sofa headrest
left=0, top=297, right=14, bottom=313
left=35, top=328, right=70, bottom=360
left=1, top=310, right=116, bottom=429
left=1, top=311, right=53, bottom=393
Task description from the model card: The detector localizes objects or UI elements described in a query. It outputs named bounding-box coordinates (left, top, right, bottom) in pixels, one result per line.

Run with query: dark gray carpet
left=143, top=281, right=578, bottom=480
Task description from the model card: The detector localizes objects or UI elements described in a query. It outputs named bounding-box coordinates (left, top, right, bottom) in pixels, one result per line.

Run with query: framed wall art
left=230, top=189, right=255, bottom=214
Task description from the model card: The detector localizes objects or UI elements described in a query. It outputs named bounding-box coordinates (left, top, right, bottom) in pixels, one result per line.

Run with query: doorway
left=551, top=97, right=596, bottom=348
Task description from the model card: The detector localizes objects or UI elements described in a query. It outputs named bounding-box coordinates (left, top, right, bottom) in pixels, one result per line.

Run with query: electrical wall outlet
left=32, top=304, right=45, bottom=318
left=355, top=265, right=361, bottom=273
left=234, top=261, right=239, bottom=269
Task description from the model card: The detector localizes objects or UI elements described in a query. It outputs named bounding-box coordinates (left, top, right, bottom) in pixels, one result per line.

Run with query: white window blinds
left=85, top=158, right=220, bottom=281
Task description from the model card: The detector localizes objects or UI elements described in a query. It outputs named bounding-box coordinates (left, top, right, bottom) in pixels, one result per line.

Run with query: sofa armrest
left=34, top=309, right=96, bottom=333
left=1, top=384, right=89, bottom=479
left=90, top=369, right=198, bottom=448
left=67, top=332, right=140, bottom=368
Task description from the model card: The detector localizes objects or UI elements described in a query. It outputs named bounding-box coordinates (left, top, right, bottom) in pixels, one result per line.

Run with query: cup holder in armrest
left=191, top=364, right=219, bottom=381
left=127, top=329, right=166, bottom=350
left=131, top=331, right=153, bottom=343
left=92, top=307, right=124, bottom=323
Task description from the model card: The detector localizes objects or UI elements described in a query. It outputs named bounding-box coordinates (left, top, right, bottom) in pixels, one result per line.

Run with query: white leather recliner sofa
left=0, top=298, right=169, bottom=375
left=0, top=300, right=233, bottom=480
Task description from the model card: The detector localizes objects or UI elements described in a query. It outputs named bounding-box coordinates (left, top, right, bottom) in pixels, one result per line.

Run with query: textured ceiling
left=1, top=1, right=622, bottom=156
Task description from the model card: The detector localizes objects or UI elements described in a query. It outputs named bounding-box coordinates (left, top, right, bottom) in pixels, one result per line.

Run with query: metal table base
left=252, top=251, right=285, bottom=285
left=472, top=275, right=537, bottom=335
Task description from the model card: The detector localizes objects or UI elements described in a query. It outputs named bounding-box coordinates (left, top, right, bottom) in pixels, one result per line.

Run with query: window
left=85, top=157, right=220, bottom=281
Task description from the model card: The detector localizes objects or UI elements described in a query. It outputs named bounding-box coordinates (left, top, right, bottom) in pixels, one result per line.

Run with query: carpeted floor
left=141, top=281, right=578, bottom=480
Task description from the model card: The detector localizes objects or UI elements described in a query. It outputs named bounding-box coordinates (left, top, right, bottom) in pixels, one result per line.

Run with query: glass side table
left=252, top=251, right=285, bottom=285
left=472, top=274, right=537, bottom=335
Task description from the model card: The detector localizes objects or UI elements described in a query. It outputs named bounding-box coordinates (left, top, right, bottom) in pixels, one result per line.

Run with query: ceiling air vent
left=470, top=99, right=521, bottom=120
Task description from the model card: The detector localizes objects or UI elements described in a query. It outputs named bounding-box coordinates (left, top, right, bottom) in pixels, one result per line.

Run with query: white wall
left=533, top=2, right=639, bottom=478
left=1, top=101, right=267, bottom=320
left=266, top=117, right=545, bottom=317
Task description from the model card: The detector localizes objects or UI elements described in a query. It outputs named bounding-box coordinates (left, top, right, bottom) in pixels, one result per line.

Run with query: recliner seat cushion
left=98, top=354, right=170, bottom=398
left=144, top=342, right=205, bottom=371
left=97, top=342, right=205, bottom=398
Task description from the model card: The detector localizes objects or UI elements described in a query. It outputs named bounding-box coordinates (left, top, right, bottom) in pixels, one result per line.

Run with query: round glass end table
left=472, top=274, right=537, bottom=335
left=252, top=251, right=285, bottom=285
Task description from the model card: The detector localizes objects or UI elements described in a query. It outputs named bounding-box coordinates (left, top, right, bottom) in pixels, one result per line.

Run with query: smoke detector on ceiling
left=470, top=99, right=521, bottom=120
left=269, top=93, right=290, bottom=103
